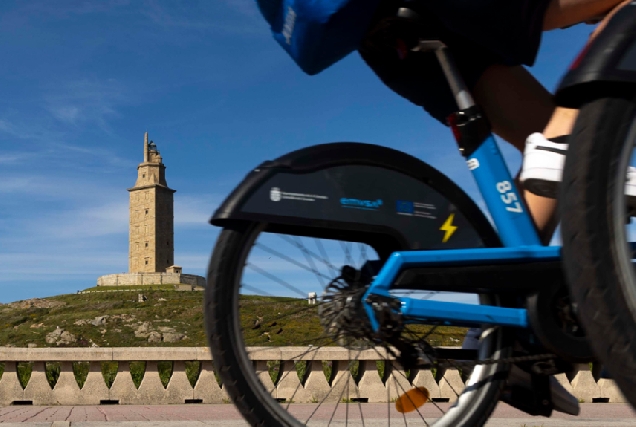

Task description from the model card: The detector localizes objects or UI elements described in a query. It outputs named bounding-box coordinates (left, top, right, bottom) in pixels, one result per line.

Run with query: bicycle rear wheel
left=205, top=222, right=513, bottom=426
left=561, top=95, right=636, bottom=406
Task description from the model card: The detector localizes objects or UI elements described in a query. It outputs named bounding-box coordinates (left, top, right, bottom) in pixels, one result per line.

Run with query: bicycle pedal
left=502, top=366, right=579, bottom=416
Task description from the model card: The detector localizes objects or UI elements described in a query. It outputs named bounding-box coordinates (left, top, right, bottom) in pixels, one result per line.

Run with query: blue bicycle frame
left=362, top=44, right=556, bottom=333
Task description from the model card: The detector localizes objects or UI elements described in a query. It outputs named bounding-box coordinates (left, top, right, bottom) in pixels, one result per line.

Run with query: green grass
left=0, top=290, right=467, bottom=349
left=102, top=361, right=118, bottom=388
left=8, top=360, right=202, bottom=390
left=0, top=288, right=206, bottom=348
left=80, top=285, right=177, bottom=292
left=0, top=288, right=468, bottom=388
left=17, top=362, right=30, bottom=389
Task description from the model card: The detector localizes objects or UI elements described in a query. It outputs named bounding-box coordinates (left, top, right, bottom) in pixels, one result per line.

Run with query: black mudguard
left=211, top=142, right=500, bottom=258
left=556, top=3, right=636, bottom=108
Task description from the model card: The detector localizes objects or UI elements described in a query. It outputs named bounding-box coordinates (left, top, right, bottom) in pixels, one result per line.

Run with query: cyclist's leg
left=471, top=65, right=558, bottom=243
left=359, top=1, right=631, bottom=242
left=543, top=0, right=627, bottom=31
left=540, top=0, right=632, bottom=137
left=537, top=0, right=632, bottom=137
left=474, top=0, right=632, bottom=241
left=361, top=28, right=561, bottom=241
left=520, top=0, right=632, bottom=233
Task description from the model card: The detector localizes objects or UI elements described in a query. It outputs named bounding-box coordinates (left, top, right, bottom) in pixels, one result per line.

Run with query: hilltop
left=0, top=286, right=466, bottom=348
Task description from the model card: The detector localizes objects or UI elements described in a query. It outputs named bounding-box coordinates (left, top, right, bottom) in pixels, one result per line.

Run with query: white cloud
left=0, top=252, right=126, bottom=278
left=218, top=0, right=259, bottom=18
left=140, top=0, right=267, bottom=36
left=44, top=200, right=129, bottom=239
left=0, top=172, right=122, bottom=200
left=174, top=193, right=222, bottom=227
left=0, top=0, right=131, bottom=31
left=45, top=79, right=126, bottom=131
left=172, top=253, right=210, bottom=271
left=0, top=176, right=38, bottom=193
left=49, top=106, right=80, bottom=124
left=0, top=118, right=44, bottom=140
left=0, top=153, right=29, bottom=165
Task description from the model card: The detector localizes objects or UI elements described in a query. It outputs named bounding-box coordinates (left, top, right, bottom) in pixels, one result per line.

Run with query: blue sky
left=0, top=1, right=592, bottom=302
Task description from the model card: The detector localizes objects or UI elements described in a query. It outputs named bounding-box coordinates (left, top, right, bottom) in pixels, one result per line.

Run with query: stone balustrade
left=0, top=347, right=625, bottom=405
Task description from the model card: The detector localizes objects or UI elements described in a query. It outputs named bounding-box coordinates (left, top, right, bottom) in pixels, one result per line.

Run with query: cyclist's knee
left=473, top=65, right=554, bottom=151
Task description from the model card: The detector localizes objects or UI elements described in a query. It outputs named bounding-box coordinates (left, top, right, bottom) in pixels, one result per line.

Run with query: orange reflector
left=395, top=387, right=430, bottom=413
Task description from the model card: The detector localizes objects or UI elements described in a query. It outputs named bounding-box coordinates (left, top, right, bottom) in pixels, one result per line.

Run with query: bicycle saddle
left=393, top=4, right=445, bottom=50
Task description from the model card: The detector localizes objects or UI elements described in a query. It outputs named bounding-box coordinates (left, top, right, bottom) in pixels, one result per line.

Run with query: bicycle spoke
left=358, top=243, right=368, bottom=270
left=356, top=393, right=366, bottom=427
left=326, top=358, right=356, bottom=426
left=234, top=230, right=501, bottom=426
left=345, top=362, right=350, bottom=425
left=254, top=242, right=332, bottom=283
left=281, top=235, right=339, bottom=274
left=387, top=373, right=390, bottom=427
left=401, top=326, right=466, bottom=409
left=391, top=366, right=431, bottom=426
left=304, top=350, right=363, bottom=425
left=241, top=283, right=273, bottom=297
left=283, top=346, right=324, bottom=411
left=340, top=240, right=354, bottom=266
left=245, top=262, right=308, bottom=298
left=369, top=344, right=446, bottom=418
left=242, top=329, right=336, bottom=349
left=315, top=238, right=337, bottom=272
left=240, top=305, right=324, bottom=330
left=392, top=374, right=408, bottom=426
left=327, top=390, right=345, bottom=426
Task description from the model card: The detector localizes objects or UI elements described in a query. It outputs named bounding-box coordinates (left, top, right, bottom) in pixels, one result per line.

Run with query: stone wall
left=96, top=273, right=204, bottom=288
left=180, top=274, right=205, bottom=287
left=0, top=347, right=625, bottom=406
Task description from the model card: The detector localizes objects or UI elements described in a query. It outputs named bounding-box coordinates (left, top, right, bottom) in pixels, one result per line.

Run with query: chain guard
left=527, top=278, right=595, bottom=362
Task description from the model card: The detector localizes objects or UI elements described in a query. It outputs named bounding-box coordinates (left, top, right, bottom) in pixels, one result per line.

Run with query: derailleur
left=318, top=265, right=377, bottom=344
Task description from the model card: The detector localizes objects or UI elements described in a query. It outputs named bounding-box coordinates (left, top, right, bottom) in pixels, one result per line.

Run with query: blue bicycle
left=205, top=3, right=636, bottom=426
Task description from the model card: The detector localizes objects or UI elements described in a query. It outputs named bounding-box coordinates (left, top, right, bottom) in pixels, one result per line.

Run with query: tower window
left=143, top=174, right=146, bottom=178
left=145, top=209, right=148, bottom=215
left=145, top=242, right=148, bottom=248
left=145, top=260, right=148, bottom=265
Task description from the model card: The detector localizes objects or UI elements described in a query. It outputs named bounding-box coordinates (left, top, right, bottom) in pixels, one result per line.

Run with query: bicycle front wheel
left=205, top=222, right=512, bottom=427
left=561, top=96, right=636, bottom=406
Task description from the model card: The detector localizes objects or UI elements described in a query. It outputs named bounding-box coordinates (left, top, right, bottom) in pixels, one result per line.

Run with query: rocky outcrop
left=45, top=327, right=76, bottom=346
left=10, top=299, right=66, bottom=310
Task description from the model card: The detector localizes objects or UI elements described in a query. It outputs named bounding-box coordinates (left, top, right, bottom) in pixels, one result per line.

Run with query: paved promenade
left=0, top=403, right=633, bottom=426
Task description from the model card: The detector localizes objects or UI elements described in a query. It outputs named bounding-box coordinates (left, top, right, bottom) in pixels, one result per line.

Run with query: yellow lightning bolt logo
left=440, top=214, right=457, bottom=243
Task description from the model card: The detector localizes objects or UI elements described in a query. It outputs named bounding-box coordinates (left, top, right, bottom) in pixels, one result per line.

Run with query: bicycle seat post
left=434, top=46, right=475, bottom=110
left=413, top=39, right=475, bottom=111
left=397, top=5, right=474, bottom=111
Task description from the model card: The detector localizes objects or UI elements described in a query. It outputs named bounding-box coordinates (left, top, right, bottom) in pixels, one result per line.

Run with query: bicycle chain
left=328, top=272, right=559, bottom=372
left=434, top=352, right=557, bottom=370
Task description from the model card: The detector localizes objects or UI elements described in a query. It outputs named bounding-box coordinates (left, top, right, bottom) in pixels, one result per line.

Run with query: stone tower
left=127, top=133, right=176, bottom=273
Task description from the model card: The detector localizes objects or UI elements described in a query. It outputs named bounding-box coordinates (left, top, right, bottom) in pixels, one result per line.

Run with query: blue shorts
left=359, top=0, right=552, bottom=124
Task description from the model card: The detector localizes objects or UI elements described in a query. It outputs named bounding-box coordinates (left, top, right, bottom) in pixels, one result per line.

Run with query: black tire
left=205, top=221, right=513, bottom=426
left=561, top=96, right=636, bottom=407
